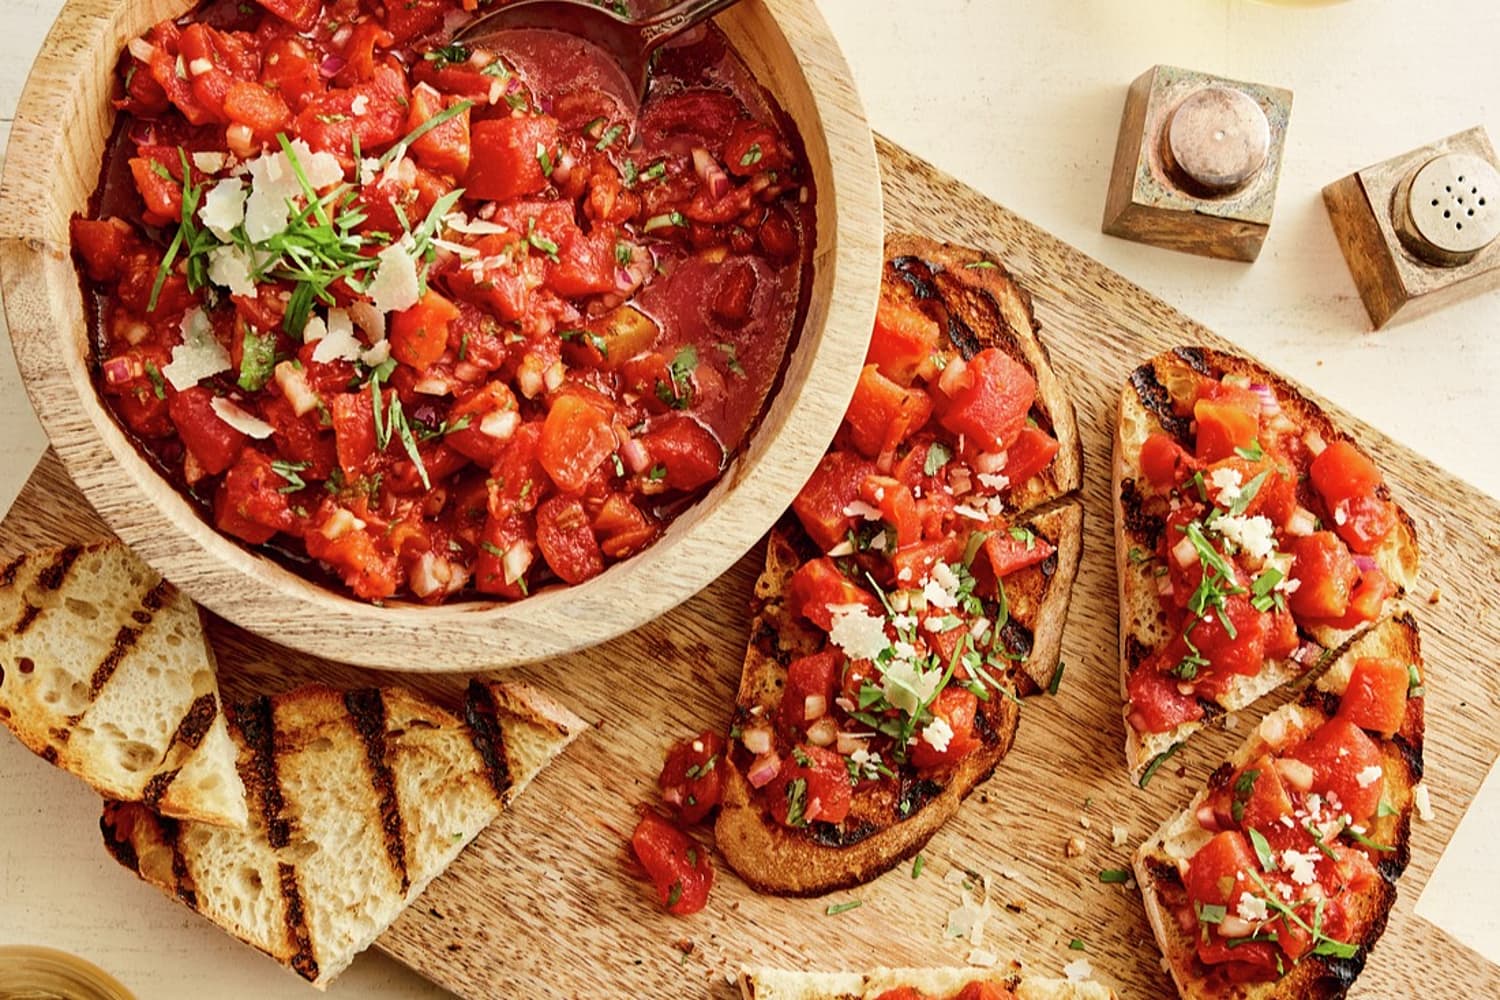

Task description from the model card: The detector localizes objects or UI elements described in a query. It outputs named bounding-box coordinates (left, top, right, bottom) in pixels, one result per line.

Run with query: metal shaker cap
left=1163, top=86, right=1271, bottom=195
left=1394, top=152, right=1500, bottom=265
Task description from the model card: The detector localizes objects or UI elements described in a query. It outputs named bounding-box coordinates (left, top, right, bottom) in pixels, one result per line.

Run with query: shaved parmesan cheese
left=1414, top=782, right=1433, bottom=821
left=1214, top=513, right=1276, bottom=563
left=199, top=178, right=247, bottom=240
left=1281, top=849, right=1320, bottom=886
left=209, top=397, right=274, bottom=439
left=922, top=716, right=954, bottom=753
left=350, top=94, right=370, bottom=116
left=360, top=338, right=391, bottom=369
left=243, top=139, right=343, bottom=242
left=827, top=604, right=888, bottom=662
left=966, top=948, right=999, bottom=968
left=1356, top=764, right=1384, bottom=788
left=976, top=471, right=1010, bottom=492
left=922, top=578, right=958, bottom=610
left=842, top=499, right=882, bottom=521
left=1236, top=893, right=1269, bottom=922
left=207, top=245, right=256, bottom=297
left=1062, top=958, right=1094, bottom=982
left=161, top=308, right=230, bottom=390
left=311, top=308, right=363, bottom=364
left=1210, top=466, right=1244, bottom=507
left=444, top=212, right=510, bottom=236
left=364, top=237, right=421, bottom=313
left=302, top=314, right=327, bottom=344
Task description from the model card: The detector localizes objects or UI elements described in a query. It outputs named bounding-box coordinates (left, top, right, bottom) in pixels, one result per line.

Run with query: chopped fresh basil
left=1231, top=768, right=1260, bottom=825
left=1047, top=660, right=1065, bottom=696
left=911, top=855, right=926, bottom=879
left=1009, top=525, right=1037, bottom=550
left=535, top=142, right=554, bottom=178
left=1068, top=938, right=1087, bottom=951
left=1248, top=827, right=1277, bottom=872
left=1138, top=743, right=1182, bottom=788
left=1097, top=868, right=1131, bottom=884
left=785, top=777, right=808, bottom=827
left=739, top=143, right=763, bottom=168
left=144, top=362, right=167, bottom=400
left=1195, top=901, right=1227, bottom=925
left=594, top=123, right=625, bottom=151
left=964, top=260, right=998, bottom=270
left=825, top=900, right=862, bottom=916
left=237, top=327, right=276, bottom=392
left=924, top=441, right=953, bottom=476
left=270, top=459, right=310, bottom=494
left=1236, top=440, right=1265, bottom=461
left=423, top=44, right=471, bottom=70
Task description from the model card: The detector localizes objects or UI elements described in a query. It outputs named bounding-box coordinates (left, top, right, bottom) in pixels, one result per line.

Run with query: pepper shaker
left=1103, top=65, right=1293, bottom=261
left=1324, top=127, right=1500, bottom=328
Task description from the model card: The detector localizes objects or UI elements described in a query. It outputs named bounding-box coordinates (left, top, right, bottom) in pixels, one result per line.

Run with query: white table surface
left=2, top=1, right=1497, bottom=996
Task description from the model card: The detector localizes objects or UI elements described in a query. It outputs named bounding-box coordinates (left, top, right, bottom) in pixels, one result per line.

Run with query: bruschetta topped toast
left=740, top=964, right=1117, bottom=1000
left=1134, top=614, right=1425, bottom=999
left=1113, top=348, right=1419, bottom=783
left=708, top=235, right=1085, bottom=896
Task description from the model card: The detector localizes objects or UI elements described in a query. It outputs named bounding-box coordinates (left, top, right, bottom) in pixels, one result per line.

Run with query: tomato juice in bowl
left=1, top=0, right=880, bottom=670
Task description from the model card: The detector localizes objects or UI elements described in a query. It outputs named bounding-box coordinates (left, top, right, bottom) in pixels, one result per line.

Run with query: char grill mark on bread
left=343, top=688, right=410, bottom=893
left=463, top=678, right=513, bottom=800
left=0, top=542, right=246, bottom=827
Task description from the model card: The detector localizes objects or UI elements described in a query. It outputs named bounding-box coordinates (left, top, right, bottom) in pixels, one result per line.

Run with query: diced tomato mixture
left=1175, top=688, right=1414, bottom=984
left=76, top=0, right=813, bottom=604
left=722, top=277, right=1063, bottom=835
left=1125, top=372, right=1400, bottom=736
left=871, top=983, right=1017, bottom=1000
left=628, top=811, right=713, bottom=916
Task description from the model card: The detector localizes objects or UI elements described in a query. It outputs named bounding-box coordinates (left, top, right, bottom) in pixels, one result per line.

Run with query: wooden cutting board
left=3, top=136, right=1498, bottom=999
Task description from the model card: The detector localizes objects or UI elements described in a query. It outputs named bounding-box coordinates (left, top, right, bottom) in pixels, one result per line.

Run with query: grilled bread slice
left=714, top=235, right=1084, bottom=895
left=1134, top=615, right=1423, bottom=999
left=101, top=679, right=585, bottom=989
left=715, top=502, right=1082, bottom=896
left=740, top=965, right=1117, bottom=1000
left=883, top=233, right=1083, bottom=523
left=0, top=542, right=246, bottom=827
left=1114, top=347, right=1420, bottom=782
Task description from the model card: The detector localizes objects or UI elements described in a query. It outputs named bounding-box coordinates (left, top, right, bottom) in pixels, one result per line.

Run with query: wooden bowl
left=0, top=0, right=882, bottom=671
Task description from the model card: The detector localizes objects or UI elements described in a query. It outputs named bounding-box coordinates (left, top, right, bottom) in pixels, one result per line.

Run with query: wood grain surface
left=3, top=138, right=1498, bottom=999
left=0, top=0, right=882, bottom=672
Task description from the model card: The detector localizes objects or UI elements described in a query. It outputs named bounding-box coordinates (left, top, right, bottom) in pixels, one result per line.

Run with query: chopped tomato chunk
left=534, top=495, right=604, bottom=585
left=629, top=813, right=713, bottom=915
left=937, top=348, right=1035, bottom=454
left=467, top=117, right=560, bottom=203
left=868, top=298, right=940, bottom=385
left=538, top=393, right=615, bottom=494
left=786, top=558, right=880, bottom=631
left=390, top=288, right=460, bottom=371
left=792, top=452, right=879, bottom=553
left=780, top=650, right=840, bottom=733
left=657, top=731, right=726, bottom=826
left=909, top=686, right=980, bottom=771
left=1286, top=716, right=1385, bottom=824
left=764, top=744, right=851, bottom=828
left=1193, top=396, right=1259, bottom=463
left=845, top=364, right=933, bottom=459
left=1000, top=426, right=1060, bottom=487
left=1338, top=657, right=1412, bottom=737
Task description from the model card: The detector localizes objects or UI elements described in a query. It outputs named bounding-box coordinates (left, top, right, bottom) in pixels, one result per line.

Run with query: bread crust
left=1113, top=347, right=1421, bottom=782
left=738, top=965, right=1117, bottom=1000
left=715, top=235, right=1084, bottom=896
left=1133, top=615, right=1424, bottom=999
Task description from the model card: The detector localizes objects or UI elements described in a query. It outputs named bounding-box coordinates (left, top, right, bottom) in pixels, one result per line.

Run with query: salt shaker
left=1103, top=65, right=1293, bottom=261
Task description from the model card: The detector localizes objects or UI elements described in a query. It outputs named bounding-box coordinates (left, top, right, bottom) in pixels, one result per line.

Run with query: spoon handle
left=638, top=0, right=746, bottom=51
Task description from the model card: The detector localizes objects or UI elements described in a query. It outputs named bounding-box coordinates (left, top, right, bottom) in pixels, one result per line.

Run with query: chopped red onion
left=102, top=356, right=139, bottom=386
left=320, top=54, right=347, bottom=79
left=746, top=750, right=780, bottom=789
left=692, top=147, right=731, bottom=200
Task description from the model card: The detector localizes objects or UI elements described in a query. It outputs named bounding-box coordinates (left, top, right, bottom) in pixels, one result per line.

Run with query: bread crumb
left=1111, top=823, right=1130, bottom=847
left=1065, top=835, right=1087, bottom=858
left=1428, top=586, right=1441, bottom=605
left=673, top=938, right=694, bottom=956
left=1224, top=712, right=1240, bottom=731
left=1078, top=815, right=1092, bottom=830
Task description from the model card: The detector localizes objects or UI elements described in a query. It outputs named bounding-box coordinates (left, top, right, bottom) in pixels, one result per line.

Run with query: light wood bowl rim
left=0, top=0, right=882, bottom=672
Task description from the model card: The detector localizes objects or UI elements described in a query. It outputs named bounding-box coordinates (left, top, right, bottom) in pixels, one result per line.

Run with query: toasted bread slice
left=100, top=679, right=585, bottom=989
left=739, top=965, right=1117, bottom=1000
left=715, top=504, right=1082, bottom=896
left=1133, top=615, right=1423, bottom=999
left=1114, top=347, right=1420, bottom=782
left=883, top=233, right=1082, bottom=513
left=0, top=542, right=246, bottom=827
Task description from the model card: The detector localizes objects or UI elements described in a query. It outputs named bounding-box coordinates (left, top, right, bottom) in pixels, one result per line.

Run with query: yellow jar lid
left=0, top=946, right=135, bottom=1000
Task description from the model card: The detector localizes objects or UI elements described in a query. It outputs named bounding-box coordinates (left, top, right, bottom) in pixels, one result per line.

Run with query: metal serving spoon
left=455, top=0, right=748, bottom=102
